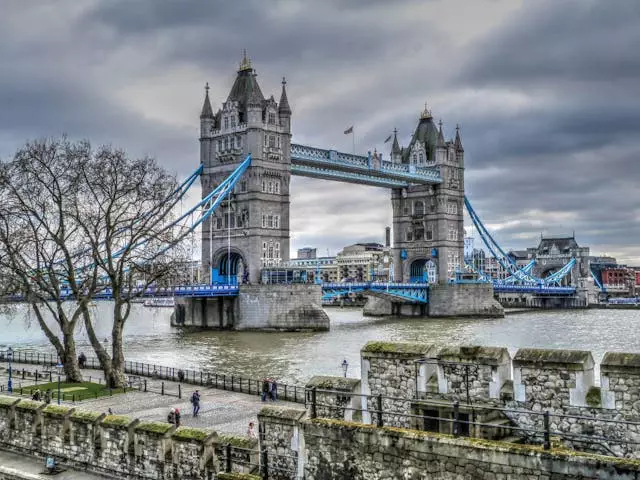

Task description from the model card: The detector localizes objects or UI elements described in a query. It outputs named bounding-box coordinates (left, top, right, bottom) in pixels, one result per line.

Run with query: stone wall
left=305, top=376, right=361, bottom=422
left=428, top=283, right=503, bottom=317
left=360, top=341, right=640, bottom=457
left=173, top=284, right=330, bottom=331
left=0, top=396, right=260, bottom=479
left=255, top=408, right=640, bottom=480
left=237, top=284, right=329, bottom=331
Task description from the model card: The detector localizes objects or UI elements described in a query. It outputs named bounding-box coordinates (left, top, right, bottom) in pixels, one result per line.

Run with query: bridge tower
left=200, top=53, right=292, bottom=283
left=391, top=107, right=465, bottom=283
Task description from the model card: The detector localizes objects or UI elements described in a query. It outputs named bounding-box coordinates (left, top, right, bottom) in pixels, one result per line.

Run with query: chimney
left=385, top=227, right=391, bottom=248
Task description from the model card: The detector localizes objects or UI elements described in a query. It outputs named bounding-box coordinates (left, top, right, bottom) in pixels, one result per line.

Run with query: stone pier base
left=172, top=284, right=330, bottom=331
left=429, top=283, right=504, bottom=317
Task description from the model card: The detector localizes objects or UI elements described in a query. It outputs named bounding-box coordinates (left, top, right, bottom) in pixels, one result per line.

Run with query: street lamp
left=341, top=359, right=349, bottom=378
left=7, top=346, right=13, bottom=393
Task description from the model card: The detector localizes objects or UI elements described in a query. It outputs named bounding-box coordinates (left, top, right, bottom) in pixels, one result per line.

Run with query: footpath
left=0, top=361, right=303, bottom=436
left=0, top=449, right=111, bottom=479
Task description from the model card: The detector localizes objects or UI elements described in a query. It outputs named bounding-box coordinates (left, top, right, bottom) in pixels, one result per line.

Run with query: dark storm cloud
left=1, top=0, right=639, bottom=262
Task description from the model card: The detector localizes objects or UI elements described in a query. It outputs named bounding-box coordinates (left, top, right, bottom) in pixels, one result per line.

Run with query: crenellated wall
left=0, top=397, right=257, bottom=479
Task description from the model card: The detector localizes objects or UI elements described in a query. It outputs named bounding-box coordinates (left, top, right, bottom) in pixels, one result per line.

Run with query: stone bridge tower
left=391, top=107, right=465, bottom=283
left=200, top=53, right=292, bottom=283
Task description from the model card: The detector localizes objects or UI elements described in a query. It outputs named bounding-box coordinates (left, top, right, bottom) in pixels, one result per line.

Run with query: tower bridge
left=165, top=53, right=585, bottom=329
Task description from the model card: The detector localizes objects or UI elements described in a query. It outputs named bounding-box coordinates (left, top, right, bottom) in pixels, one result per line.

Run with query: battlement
left=0, top=397, right=257, bottom=479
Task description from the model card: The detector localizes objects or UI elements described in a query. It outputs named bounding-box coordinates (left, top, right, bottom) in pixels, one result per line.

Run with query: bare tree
left=0, top=138, right=98, bottom=382
left=73, top=146, right=191, bottom=388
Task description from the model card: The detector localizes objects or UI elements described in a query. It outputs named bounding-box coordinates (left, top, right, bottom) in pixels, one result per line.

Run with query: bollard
left=294, top=386, right=297, bottom=403
left=178, top=384, right=182, bottom=399
left=223, top=375, right=226, bottom=391
left=72, top=394, right=75, bottom=403
left=144, top=380, right=147, bottom=393
left=225, top=443, right=232, bottom=472
left=200, top=371, right=203, bottom=386
left=49, top=372, right=52, bottom=382
left=376, top=395, right=384, bottom=427
left=35, top=370, right=38, bottom=384
left=231, top=375, right=234, bottom=392
left=453, top=401, right=460, bottom=437
left=161, top=382, right=165, bottom=396
left=543, top=411, right=551, bottom=450
left=22, top=369, right=25, bottom=380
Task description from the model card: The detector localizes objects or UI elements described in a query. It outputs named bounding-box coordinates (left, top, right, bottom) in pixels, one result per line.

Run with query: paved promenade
left=0, top=362, right=303, bottom=436
left=0, top=449, right=112, bottom=479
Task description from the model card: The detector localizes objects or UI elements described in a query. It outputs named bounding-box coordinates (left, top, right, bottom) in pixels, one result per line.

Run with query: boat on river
left=143, top=297, right=175, bottom=308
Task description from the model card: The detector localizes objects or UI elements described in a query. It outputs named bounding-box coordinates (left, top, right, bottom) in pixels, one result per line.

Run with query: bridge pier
left=172, top=284, right=329, bottom=331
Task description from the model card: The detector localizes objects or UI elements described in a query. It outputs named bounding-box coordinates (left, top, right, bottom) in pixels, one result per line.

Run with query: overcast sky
left=2, top=0, right=639, bottom=262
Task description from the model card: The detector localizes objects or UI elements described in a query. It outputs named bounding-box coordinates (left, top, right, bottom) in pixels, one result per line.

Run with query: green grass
left=21, top=381, right=129, bottom=402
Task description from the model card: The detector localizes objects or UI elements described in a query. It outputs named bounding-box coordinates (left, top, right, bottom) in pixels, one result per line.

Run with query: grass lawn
left=22, top=381, right=129, bottom=402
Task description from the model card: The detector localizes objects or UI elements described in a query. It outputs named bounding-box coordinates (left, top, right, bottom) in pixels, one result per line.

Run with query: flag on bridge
left=384, top=134, right=392, bottom=143
left=343, top=126, right=353, bottom=135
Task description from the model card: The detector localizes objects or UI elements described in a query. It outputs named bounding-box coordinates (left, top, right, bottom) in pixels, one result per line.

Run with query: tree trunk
left=107, top=317, right=127, bottom=388
left=82, top=306, right=115, bottom=384
left=62, top=330, right=83, bottom=383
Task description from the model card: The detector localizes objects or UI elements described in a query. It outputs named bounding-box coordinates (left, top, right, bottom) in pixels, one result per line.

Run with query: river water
left=1, top=303, right=639, bottom=384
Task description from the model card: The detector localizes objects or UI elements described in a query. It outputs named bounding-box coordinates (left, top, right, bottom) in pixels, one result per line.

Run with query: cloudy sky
left=2, top=0, right=639, bottom=262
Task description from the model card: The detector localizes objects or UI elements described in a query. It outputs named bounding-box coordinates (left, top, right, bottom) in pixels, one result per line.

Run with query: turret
left=455, top=124, right=464, bottom=165
left=278, top=77, right=292, bottom=132
left=200, top=83, right=215, bottom=165
left=435, top=119, right=447, bottom=163
left=391, top=128, right=401, bottom=163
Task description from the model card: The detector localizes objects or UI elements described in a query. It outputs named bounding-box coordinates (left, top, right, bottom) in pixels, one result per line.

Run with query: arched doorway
left=410, top=258, right=438, bottom=283
left=212, top=249, right=246, bottom=284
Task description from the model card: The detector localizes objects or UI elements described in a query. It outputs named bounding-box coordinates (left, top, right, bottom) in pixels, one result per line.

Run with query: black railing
left=305, top=387, right=640, bottom=457
left=0, top=348, right=305, bottom=404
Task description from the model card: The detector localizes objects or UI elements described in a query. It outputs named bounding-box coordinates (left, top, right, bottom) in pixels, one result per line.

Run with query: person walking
left=175, top=408, right=181, bottom=427
left=191, top=390, right=201, bottom=417
left=261, top=379, right=269, bottom=402
left=177, top=370, right=185, bottom=383
left=270, top=379, right=278, bottom=402
left=167, top=408, right=176, bottom=425
left=78, top=352, right=87, bottom=369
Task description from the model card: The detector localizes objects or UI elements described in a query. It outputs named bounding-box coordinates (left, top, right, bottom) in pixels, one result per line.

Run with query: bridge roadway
left=45, top=282, right=576, bottom=303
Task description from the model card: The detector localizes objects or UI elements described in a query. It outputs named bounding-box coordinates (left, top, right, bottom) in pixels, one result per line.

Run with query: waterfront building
left=297, top=247, right=317, bottom=259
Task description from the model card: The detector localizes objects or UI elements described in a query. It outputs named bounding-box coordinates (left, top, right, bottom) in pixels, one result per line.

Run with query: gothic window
left=277, top=136, right=281, bottom=148
left=275, top=242, right=280, bottom=258
left=414, top=201, right=424, bottom=216
left=406, top=231, right=413, bottom=241
left=267, top=182, right=274, bottom=194
left=274, top=215, right=280, bottom=229
left=448, top=224, right=458, bottom=241
left=274, top=180, right=280, bottom=194
left=240, top=180, right=247, bottom=192
left=236, top=214, right=242, bottom=227
left=267, top=215, right=273, bottom=228
left=268, top=112, right=276, bottom=125
left=224, top=117, right=229, bottom=129
left=269, top=135, right=276, bottom=148
left=426, top=229, right=433, bottom=241
left=262, top=215, right=266, bottom=228
left=216, top=217, right=222, bottom=229
left=447, top=202, right=458, bottom=215
left=262, top=180, right=267, bottom=192
left=225, top=137, right=229, bottom=150
left=412, top=154, right=417, bottom=164
left=231, top=116, right=236, bottom=128
left=216, top=140, right=221, bottom=152
left=415, top=228, right=424, bottom=240
left=418, top=152, right=424, bottom=164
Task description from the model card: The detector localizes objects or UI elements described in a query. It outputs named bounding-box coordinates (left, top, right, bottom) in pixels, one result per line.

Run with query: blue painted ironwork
left=321, top=282, right=429, bottom=303
left=492, top=284, right=576, bottom=295
left=291, top=143, right=441, bottom=187
left=291, top=164, right=409, bottom=188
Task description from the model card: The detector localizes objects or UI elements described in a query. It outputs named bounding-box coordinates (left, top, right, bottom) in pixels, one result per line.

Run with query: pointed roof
left=278, top=77, right=291, bottom=115
left=227, top=52, right=265, bottom=111
left=402, top=108, right=440, bottom=163
left=200, top=83, right=213, bottom=119
left=391, top=128, right=400, bottom=154
left=455, top=124, right=464, bottom=151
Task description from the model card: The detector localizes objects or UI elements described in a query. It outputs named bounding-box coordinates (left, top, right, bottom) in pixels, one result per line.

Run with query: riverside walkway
left=0, top=360, right=303, bottom=436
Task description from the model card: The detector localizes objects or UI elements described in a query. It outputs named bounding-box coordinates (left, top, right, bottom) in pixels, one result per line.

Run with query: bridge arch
left=409, top=259, right=437, bottom=283
left=212, top=247, right=246, bottom=284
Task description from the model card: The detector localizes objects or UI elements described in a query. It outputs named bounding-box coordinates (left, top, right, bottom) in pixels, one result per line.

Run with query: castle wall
left=428, top=283, right=503, bottom=317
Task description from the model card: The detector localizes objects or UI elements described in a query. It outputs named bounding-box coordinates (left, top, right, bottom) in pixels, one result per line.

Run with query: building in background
left=297, top=247, right=317, bottom=259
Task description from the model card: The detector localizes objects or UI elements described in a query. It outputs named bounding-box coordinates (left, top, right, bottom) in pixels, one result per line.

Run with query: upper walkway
left=290, top=143, right=442, bottom=188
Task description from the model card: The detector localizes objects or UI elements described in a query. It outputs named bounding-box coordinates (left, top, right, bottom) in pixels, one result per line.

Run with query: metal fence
left=306, top=387, right=640, bottom=457
left=0, top=348, right=306, bottom=404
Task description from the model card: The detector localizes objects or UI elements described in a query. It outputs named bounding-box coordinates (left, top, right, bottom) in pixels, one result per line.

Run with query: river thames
left=1, top=304, right=639, bottom=384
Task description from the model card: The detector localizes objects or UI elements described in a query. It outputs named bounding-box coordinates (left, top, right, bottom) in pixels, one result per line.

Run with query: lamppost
left=7, top=346, right=13, bottom=393
left=341, top=359, right=349, bottom=378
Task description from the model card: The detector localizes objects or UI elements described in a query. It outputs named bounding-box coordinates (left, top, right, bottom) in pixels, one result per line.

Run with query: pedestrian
left=175, top=408, right=181, bottom=427
left=44, top=389, right=51, bottom=405
left=167, top=408, right=176, bottom=425
left=261, top=379, right=269, bottom=402
left=177, top=369, right=185, bottom=383
left=78, top=352, right=87, bottom=369
left=32, top=389, right=41, bottom=401
left=108, top=408, right=113, bottom=415
left=191, top=390, right=201, bottom=417
left=247, top=422, right=257, bottom=439
left=270, top=379, right=278, bottom=402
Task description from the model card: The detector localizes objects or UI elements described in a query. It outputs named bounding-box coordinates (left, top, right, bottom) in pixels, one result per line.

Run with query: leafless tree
left=73, top=146, right=192, bottom=388
left=0, top=138, right=193, bottom=388
left=0, top=138, right=97, bottom=382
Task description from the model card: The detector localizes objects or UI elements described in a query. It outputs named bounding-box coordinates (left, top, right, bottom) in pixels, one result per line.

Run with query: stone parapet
left=257, top=407, right=306, bottom=480
left=306, top=376, right=361, bottom=422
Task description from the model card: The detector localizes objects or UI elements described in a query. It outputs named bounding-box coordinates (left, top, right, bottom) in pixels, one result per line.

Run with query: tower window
left=268, top=113, right=276, bottom=125
left=448, top=224, right=458, bottom=241
left=224, top=117, right=229, bottom=129
left=240, top=180, right=247, bottom=192
left=414, top=201, right=424, bottom=216
left=274, top=181, right=280, bottom=194
left=269, top=135, right=276, bottom=148
left=231, top=116, right=236, bottom=128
